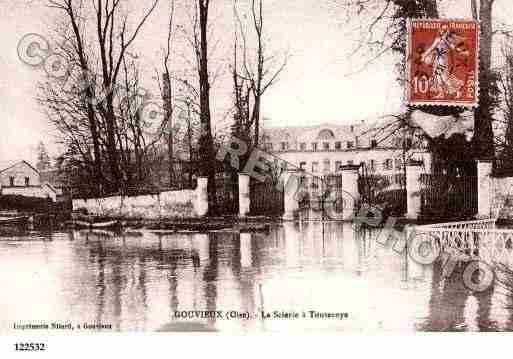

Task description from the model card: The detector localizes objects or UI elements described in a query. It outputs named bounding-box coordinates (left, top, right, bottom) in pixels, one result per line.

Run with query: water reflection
left=1, top=220, right=513, bottom=332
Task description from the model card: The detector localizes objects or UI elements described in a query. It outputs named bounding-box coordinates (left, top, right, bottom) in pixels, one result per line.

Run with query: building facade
left=261, top=120, right=432, bottom=176
left=0, top=160, right=57, bottom=201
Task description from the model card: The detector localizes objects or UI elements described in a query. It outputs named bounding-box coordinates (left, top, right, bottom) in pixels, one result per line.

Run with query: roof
left=41, top=182, right=58, bottom=194
left=0, top=160, right=39, bottom=174
left=261, top=118, right=405, bottom=147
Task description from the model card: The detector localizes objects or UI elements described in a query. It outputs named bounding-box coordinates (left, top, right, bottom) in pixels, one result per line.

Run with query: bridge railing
left=414, top=218, right=513, bottom=263
left=417, top=218, right=497, bottom=230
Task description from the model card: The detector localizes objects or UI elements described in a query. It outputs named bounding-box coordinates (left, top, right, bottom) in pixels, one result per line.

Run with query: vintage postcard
left=2, top=0, right=513, bottom=355
left=406, top=18, right=480, bottom=107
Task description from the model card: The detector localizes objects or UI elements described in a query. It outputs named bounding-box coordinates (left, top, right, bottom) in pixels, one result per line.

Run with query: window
left=299, top=161, right=307, bottom=170
left=323, top=142, right=330, bottom=150
left=323, top=159, right=330, bottom=172
left=312, top=176, right=320, bottom=189
left=335, top=141, right=341, bottom=150
left=405, top=138, right=413, bottom=148
left=347, top=141, right=354, bottom=149
left=371, top=139, right=377, bottom=148
left=280, top=142, right=288, bottom=151
left=265, top=142, right=273, bottom=151
left=318, top=129, right=335, bottom=139
left=312, top=162, right=319, bottom=173
left=350, top=125, right=354, bottom=133
left=394, top=173, right=404, bottom=185
left=395, top=158, right=403, bottom=170
left=24, top=177, right=30, bottom=186
left=311, top=142, right=318, bottom=151
left=9, top=176, right=14, bottom=186
left=300, top=143, right=307, bottom=151
left=370, top=160, right=376, bottom=171
left=335, top=161, right=342, bottom=171
left=383, top=159, right=393, bottom=171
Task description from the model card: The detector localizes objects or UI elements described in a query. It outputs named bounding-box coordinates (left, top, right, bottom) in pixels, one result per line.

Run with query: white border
left=0, top=333, right=510, bottom=358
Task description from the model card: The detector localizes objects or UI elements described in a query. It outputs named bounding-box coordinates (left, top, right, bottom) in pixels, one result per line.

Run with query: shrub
left=0, top=195, right=71, bottom=213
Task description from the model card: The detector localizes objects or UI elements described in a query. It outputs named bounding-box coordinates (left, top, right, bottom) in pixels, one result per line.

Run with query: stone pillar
left=477, top=159, right=493, bottom=219
left=340, top=164, right=360, bottom=221
left=282, top=171, right=300, bottom=221
left=195, top=176, right=209, bottom=217
left=406, top=160, right=423, bottom=220
left=238, top=173, right=250, bottom=217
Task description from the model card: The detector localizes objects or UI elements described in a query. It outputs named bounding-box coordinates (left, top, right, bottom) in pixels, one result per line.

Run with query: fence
left=290, top=173, right=344, bottom=211
left=214, top=172, right=239, bottom=215
left=358, top=172, right=406, bottom=216
left=249, top=178, right=284, bottom=216
left=420, top=174, right=477, bottom=220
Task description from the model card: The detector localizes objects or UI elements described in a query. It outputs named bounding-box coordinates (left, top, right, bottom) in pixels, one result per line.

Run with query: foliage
left=0, top=195, right=71, bottom=213
left=374, top=188, right=406, bottom=216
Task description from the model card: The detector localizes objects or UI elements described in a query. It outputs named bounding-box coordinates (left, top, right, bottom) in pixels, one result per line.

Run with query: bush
left=0, top=195, right=71, bottom=213
left=373, top=189, right=407, bottom=216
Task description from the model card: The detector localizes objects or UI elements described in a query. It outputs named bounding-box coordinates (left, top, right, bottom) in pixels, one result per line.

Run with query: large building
left=262, top=119, right=432, bottom=176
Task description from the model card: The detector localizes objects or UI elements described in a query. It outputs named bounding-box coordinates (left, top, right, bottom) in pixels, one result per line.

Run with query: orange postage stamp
left=406, top=19, right=480, bottom=107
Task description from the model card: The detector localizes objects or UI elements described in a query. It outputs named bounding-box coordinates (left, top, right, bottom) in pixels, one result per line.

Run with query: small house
left=0, top=160, right=57, bottom=201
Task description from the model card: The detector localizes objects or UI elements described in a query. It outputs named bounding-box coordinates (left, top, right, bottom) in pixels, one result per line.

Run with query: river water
left=1, top=220, right=513, bottom=332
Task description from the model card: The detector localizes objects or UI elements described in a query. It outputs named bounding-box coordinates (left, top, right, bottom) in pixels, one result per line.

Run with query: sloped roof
left=0, top=160, right=39, bottom=174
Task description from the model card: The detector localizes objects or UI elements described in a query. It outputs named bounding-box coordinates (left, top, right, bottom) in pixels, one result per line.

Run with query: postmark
left=406, top=19, right=480, bottom=107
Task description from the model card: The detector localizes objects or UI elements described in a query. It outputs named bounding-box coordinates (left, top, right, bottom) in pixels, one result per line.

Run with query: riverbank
left=1, top=207, right=489, bottom=233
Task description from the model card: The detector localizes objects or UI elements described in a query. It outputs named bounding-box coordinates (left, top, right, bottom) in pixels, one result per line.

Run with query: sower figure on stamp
left=421, top=27, right=470, bottom=99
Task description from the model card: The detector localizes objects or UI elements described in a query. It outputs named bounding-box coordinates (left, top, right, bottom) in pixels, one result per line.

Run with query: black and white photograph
left=1, top=0, right=513, bottom=354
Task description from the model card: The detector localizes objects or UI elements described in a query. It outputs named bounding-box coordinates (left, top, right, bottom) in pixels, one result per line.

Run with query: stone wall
left=72, top=178, right=208, bottom=219
left=491, top=176, right=513, bottom=219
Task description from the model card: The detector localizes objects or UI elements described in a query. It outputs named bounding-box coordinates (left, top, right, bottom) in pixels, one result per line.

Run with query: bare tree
left=46, top=0, right=158, bottom=193
left=496, top=40, right=513, bottom=174
left=472, top=0, right=498, bottom=160
left=196, top=0, right=217, bottom=210
left=232, top=0, right=288, bottom=147
left=47, top=0, right=104, bottom=192
left=162, top=0, right=176, bottom=187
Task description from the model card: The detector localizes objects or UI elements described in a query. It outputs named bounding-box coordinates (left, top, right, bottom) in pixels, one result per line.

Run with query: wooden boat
left=71, top=219, right=120, bottom=230
left=72, top=220, right=92, bottom=228
left=0, top=216, right=29, bottom=226
left=90, top=220, right=119, bottom=229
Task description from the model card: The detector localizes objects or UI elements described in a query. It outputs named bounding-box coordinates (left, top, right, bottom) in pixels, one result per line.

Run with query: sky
left=1, top=0, right=512, bottom=163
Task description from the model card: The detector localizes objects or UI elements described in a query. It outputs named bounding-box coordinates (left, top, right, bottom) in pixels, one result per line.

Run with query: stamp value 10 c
left=406, top=19, right=480, bottom=108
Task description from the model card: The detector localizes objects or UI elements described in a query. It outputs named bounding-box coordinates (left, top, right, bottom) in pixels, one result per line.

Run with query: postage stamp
left=406, top=19, right=480, bottom=107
